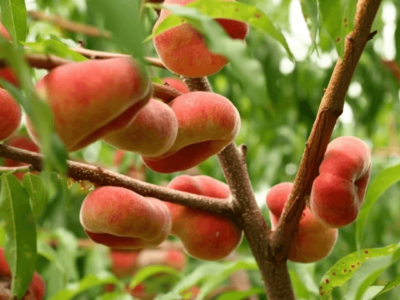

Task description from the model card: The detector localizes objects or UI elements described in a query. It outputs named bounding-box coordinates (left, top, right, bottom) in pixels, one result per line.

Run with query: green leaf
left=37, top=240, right=67, bottom=276
left=150, top=0, right=293, bottom=59
left=373, top=274, right=400, bottom=299
left=195, top=258, right=258, bottom=299
left=97, top=292, right=134, bottom=300
left=299, top=0, right=319, bottom=52
left=51, top=273, right=120, bottom=300
left=356, top=164, right=400, bottom=251
left=319, top=244, right=400, bottom=300
left=215, top=288, right=264, bottom=300
left=344, top=250, right=400, bottom=300
left=22, top=173, right=48, bottom=218
left=0, top=0, right=27, bottom=42
left=153, top=4, right=269, bottom=109
left=0, top=175, right=37, bottom=299
left=89, top=0, right=145, bottom=60
left=318, top=0, right=350, bottom=57
left=129, top=265, right=181, bottom=289
left=24, top=38, right=88, bottom=62
left=53, top=228, right=79, bottom=281
left=288, top=262, right=319, bottom=296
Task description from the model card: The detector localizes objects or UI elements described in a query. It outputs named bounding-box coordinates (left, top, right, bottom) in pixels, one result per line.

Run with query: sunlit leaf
left=129, top=265, right=181, bottom=289
left=0, top=0, right=27, bottom=42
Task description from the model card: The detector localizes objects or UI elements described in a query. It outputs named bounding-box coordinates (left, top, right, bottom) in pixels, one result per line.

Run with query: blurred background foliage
left=0, top=0, right=400, bottom=299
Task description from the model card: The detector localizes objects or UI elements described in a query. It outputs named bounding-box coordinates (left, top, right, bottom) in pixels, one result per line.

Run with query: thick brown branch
left=0, top=144, right=233, bottom=216
left=28, top=11, right=112, bottom=38
left=271, top=0, right=382, bottom=261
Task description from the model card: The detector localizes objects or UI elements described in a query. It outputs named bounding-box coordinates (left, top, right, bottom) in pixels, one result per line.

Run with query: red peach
left=142, top=92, right=240, bottom=173
left=0, top=23, right=19, bottom=87
left=103, top=99, right=178, bottom=157
left=110, top=249, right=141, bottom=278
left=27, top=58, right=152, bottom=152
left=0, top=88, right=21, bottom=141
left=310, top=136, right=371, bottom=228
left=266, top=183, right=338, bottom=263
left=153, top=0, right=249, bottom=77
left=167, top=175, right=242, bottom=261
left=80, top=186, right=171, bottom=249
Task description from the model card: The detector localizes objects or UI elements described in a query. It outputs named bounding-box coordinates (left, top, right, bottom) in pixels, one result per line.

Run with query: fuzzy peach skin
left=143, top=92, right=240, bottom=173
left=103, top=99, right=178, bottom=157
left=167, top=175, right=242, bottom=261
left=0, top=89, right=21, bottom=141
left=0, top=23, right=19, bottom=87
left=153, top=0, right=249, bottom=77
left=310, top=136, right=371, bottom=228
left=162, top=77, right=190, bottom=94
left=26, top=58, right=152, bottom=152
left=0, top=248, right=46, bottom=300
left=110, top=249, right=141, bottom=278
left=266, top=183, right=338, bottom=263
left=80, top=186, right=171, bottom=249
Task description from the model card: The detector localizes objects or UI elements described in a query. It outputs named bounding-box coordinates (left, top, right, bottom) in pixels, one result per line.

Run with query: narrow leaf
left=319, top=244, right=400, bottom=300
left=0, top=175, right=37, bottom=299
left=51, top=273, right=120, bottom=300
left=356, top=164, right=400, bottom=251
left=129, top=265, right=181, bottom=289
left=0, top=0, right=27, bottom=42
left=24, top=39, right=88, bottom=62
left=215, top=288, right=265, bottom=300
left=373, top=274, right=400, bottom=299
left=22, top=173, right=48, bottom=218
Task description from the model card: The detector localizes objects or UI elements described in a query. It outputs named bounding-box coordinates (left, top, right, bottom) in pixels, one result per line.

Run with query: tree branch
left=28, top=11, right=112, bottom=38
left=271, top=0, right=382, bottom=261
left=182, top=76, right=292, bottom=299
left=0, top=144, right=233, bottom=216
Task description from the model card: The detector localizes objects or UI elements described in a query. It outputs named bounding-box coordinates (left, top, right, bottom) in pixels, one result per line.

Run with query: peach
left=27, top=58, right=152, bottom=152
left=110, top=249, right=141, bottom=278
left=0, top=23, right=19, bottom=87
left=0, top=89, right=21, bottom=141
left=167, top=175, right=242, bottom=261
left=310, top=136, right=371, bottom=228
left=3, top=135, right=40, bottom=180
left=266, top=183, right=338, bottom=263
left=80, top=186, right=171, bottom=249
left=165, top=249, right=187, bottom=270
left=103, top=99, right=178, bottom=157
left=162, top=77, right=190, bottom=94
left=0, top=248, right=45, bottom=299
left=143, top=92, right=240, bottom=173
left=153, top=0, right=249, bottom=77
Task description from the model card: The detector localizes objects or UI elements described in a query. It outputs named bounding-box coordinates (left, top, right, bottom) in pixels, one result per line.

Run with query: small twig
left=28, top=11, right=112, bottom=38
left=71, top=47, right=166, bottom=69
left=381, top=59, right=400, bottom=83
left=0, top=165, right=33, bottom=174
left=0, top=144, right=233, bottom=216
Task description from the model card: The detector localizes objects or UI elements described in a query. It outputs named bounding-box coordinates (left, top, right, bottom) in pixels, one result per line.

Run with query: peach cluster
left=142, top=92, right=241, bottom=173
left=153, top=0, right=249, bottom=77
left=310, top=136, right=371, bottom=228
left=0, top=248, right=45, bottom=299
left=27, top=58, right=152, bottom=152
left=80, top=186, right=171, bottom=249
left=266, top=183, right=338, bottom=263
left=167, top=175, right=242, bottom=260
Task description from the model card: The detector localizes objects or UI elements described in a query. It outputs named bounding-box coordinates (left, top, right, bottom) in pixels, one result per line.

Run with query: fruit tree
left=0, top=0, right=399, bottom=299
